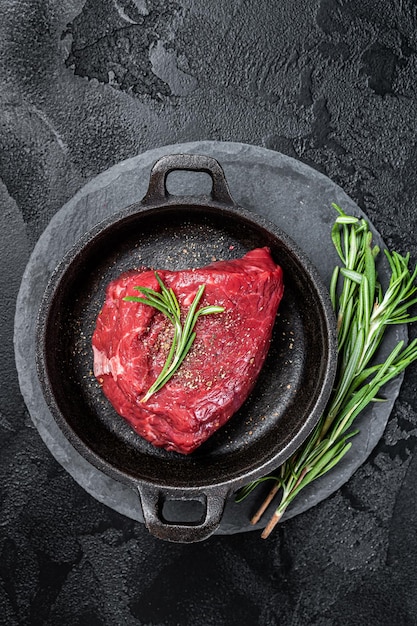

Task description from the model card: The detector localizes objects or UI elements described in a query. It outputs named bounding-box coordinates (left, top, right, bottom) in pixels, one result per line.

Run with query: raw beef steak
left=92, top=247, right=284, bottom=454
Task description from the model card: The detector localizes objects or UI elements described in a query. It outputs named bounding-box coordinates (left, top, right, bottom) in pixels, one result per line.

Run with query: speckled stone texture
left=13, top=140, right=407, bottom=537
left=2, top=1, right=417, bottom=625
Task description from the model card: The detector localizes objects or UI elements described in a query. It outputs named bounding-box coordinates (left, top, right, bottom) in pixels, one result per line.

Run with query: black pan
left=36, top=153, right=337, bottom=542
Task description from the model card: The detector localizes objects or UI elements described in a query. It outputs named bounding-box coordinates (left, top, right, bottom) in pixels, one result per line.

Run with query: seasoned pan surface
left=39, top=201, right=335, bottom=489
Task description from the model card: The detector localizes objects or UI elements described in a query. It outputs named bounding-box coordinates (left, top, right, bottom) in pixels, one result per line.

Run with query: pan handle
left=137, top=484, right=229, bottom=543
left=141, top=153, right=236, bottom=206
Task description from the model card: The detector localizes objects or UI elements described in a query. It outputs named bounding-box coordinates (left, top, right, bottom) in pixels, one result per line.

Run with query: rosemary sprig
left=237, top=204, right=417, bottom=538
left=124, top=272, right=224, bottom=402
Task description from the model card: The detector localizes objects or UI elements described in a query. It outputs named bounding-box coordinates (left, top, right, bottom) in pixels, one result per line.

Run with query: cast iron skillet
left=36, top=154, right=337, bottom=543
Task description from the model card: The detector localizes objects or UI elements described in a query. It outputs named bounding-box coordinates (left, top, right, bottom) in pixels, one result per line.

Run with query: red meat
left=92, top=247, right=284, bottom=454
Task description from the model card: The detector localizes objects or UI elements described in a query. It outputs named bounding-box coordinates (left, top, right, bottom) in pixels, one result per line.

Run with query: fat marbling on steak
left=92, top=247, right=284, bottom=454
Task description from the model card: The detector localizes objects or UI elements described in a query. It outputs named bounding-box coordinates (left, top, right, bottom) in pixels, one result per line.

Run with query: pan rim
left=36, top=196, right=337, bottom=492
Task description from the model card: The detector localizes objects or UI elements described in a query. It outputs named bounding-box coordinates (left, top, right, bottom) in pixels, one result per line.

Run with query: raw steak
left=92, top=247, right=284, bottom=454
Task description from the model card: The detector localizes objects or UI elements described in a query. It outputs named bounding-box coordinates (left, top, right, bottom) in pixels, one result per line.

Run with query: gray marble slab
left=14, top=140, right=406, bottom=534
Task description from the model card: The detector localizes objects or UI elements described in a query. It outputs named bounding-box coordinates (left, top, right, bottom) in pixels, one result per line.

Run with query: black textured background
left=2, top=1, right=417, bottom=624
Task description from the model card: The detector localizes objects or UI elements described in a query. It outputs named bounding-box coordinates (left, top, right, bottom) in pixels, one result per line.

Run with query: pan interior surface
left=40, top=204, right=334, bottom=489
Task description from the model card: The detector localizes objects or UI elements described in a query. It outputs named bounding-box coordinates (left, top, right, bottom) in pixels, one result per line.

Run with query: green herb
left=124, top=272, right=224, bottom=402
left=236, top=204, right=417, bottom=538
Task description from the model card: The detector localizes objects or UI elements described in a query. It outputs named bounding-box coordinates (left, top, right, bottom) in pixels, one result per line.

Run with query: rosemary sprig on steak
left=124, top=272, right=224, bottom=402
left=237, top=204, right=417, bottom=538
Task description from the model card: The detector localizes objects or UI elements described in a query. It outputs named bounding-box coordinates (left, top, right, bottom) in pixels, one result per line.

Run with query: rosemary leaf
left=124, top=272, right=224, bottom=402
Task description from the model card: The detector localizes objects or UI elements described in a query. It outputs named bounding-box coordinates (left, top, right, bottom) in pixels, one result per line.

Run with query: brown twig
left=250, top=481, right=280, bottom=525
left=261, top=510, right=282, bottom=539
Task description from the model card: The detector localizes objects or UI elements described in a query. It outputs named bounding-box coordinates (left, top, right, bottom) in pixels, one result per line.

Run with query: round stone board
left=14, top=141, right=406, bottom=535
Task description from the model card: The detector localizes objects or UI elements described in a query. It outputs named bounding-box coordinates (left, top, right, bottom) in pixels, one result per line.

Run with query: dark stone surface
left=13, top=140, right=407, bottom=537
left=2, top=1, right=417, bottom=624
